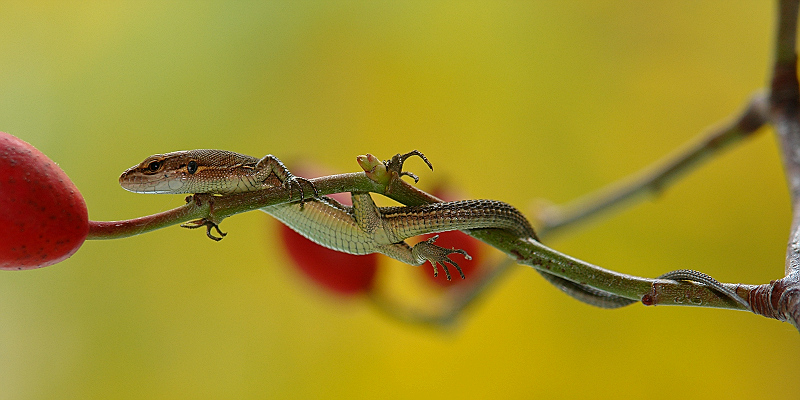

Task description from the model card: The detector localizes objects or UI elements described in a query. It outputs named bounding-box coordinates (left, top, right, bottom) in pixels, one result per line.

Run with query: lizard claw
left=386, top=150, right=433, bottom=184
left=181, top=218, right=227, bottom=241
left=399, top=171, right=420, bottom=184
left=411, top=235, right=471, bottom=280
left=393, top=150, right=433, bottom=172
left=284, top=174, right=318, bottom=209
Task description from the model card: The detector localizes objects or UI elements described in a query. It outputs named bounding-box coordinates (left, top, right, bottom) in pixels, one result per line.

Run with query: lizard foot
left=181, top=218, right=227, bottom=241
left=412, top=235, right=472, bottom=280
left=388, top=150, right=433, bottom=183
left=283, top=174, right=319, bottom=209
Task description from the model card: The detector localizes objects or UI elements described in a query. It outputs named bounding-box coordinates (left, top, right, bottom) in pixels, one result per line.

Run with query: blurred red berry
left=274, top=163, right=377, bottom=295
left=279, top=225, right=378, bottom=295
left=0, top=133, right=88, bottom=270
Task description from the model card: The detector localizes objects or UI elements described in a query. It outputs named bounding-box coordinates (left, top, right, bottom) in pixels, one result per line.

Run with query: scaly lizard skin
left=119, top=149, right=485, bottom=280
left=119, top=149, right=748, bottom=309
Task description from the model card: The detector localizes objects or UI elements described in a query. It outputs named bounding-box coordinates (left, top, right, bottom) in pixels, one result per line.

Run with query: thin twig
left=537, top=93, right=768, bottom=237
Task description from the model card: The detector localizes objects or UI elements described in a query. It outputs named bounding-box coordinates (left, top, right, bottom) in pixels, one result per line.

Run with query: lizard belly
left=261, top=200, right=377, bottom=255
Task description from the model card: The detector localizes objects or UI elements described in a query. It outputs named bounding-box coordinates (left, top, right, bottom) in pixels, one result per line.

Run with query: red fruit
left=279, top=224, right=378, bottom=295
left=0, top=133, right=88, bottom=270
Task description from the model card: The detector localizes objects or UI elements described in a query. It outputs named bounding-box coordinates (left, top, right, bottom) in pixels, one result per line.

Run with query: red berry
left=279, top=225, right=378, bottom=295
left=0, top=133, right=88, bottom=270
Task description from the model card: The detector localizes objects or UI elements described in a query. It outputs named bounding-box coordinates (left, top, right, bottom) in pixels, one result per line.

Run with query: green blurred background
left=1, top=2, right=798, bottom=399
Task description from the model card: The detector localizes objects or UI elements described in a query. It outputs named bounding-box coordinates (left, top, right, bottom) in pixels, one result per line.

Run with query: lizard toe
left=180, top=218, right=227, bottom=241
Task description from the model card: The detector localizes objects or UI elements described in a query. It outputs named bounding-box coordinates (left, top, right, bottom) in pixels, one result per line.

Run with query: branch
left=750, top=0, right=800, bottom=331
left=536, top=92, right=768, bottom=237
left=372, top=163, right=751, bottom=312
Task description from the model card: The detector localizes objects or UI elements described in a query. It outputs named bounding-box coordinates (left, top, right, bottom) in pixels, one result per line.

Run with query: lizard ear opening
left=187, top=160, right=198, bottom=174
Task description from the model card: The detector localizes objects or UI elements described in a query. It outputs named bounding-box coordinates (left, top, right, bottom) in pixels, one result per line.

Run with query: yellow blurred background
left=1, top=2, right=798, bottom=399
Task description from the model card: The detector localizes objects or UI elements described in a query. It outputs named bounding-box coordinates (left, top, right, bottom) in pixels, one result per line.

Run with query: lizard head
left=119, top=151, right=195, bottom=194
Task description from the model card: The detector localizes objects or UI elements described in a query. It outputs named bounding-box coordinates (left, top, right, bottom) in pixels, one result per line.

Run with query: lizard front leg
left=181, top=155, right=317, bottom=240
left=182, top=154, right=318, bottom=240
left=255, top=154, right=318, bottom=205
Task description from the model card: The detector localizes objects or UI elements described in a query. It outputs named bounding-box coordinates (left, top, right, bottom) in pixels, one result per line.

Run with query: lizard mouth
left=119, top=167, right=189, bottom=194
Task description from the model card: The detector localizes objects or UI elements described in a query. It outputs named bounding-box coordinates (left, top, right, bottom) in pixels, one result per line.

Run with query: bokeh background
left=2, top=2, right=798, bottom=399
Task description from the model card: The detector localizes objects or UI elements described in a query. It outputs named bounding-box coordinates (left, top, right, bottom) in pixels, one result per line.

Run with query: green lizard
left=119, top=149, right=748, bottom=309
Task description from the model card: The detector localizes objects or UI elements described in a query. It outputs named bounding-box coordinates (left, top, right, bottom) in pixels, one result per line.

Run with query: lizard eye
left=187, top=160, right=198, bottom=174
left=147, top=160, right=162, bottom=172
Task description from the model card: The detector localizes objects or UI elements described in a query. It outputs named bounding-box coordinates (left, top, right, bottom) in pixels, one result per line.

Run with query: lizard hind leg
left=376, top=237, right=472, bottom=281
left=412, top=235, right=472, bottom=281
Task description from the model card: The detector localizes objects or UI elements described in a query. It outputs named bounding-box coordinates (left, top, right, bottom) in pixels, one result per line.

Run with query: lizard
left=119, top=149, right=748, bottom=309
left=118, top=149, right=516, bottom=282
